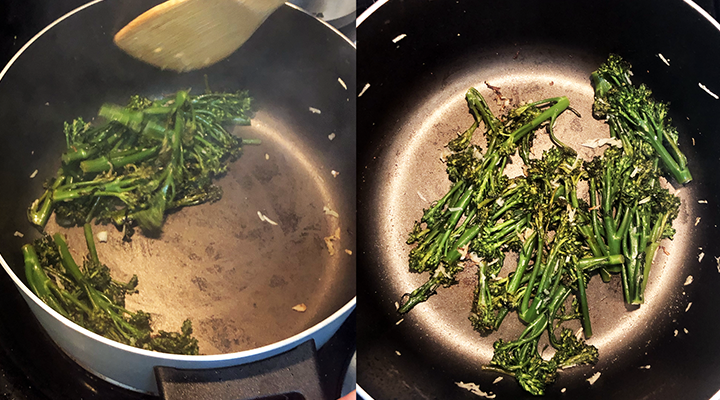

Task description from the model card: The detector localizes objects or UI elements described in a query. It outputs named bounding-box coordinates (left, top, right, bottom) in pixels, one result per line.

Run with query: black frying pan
left=357, top=0, right=720, bottom=398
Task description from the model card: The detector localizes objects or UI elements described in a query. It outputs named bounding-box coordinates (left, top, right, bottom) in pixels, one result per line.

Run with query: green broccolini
left=591, top=54, right=691, bottom=184
left=22, top=224, right=198, bottom=355
left=23, top=87, right=258, bottom=354
left=399, top=55, right=688, bottom=395
left=28, top=89, right=257, bottom=237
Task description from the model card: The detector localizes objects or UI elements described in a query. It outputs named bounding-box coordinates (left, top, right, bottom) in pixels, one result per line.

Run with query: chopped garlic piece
left=13, top=231, right=24, bottom=238
left=417, top=191, right=428, bottom=202
left=581, top=137, right=622, bottom=148
left=96, top=231, right=108, bottom=242
left=684, top=275, right=693, bottom=286
left=396, top=318, right=404, bottom=325
left=331, top=170, right=340, bottom=178
left=698, top=199, right=708, bottom=204
left=685, top=302, right=692, bottom=312
left=395, top=350, right=401, bottom=356
left=29, top=169, right=38, bottom=179
left=344, top=249, right=353, bottom=255
left=575, top=327, right=584, bottom=340
left=257, top=211, right=279, bottom=226
left=309, top=107, right=321, bottom=114
left=265, top=153, right=270, bottom=160
left=455, top=382, right=496, bottom=399
left=699, top=83, right=719, bottom=100
left=392, top=34, right=407, bottom=43
left=292, top=303, right=307, bottom=312
left=328, top=132, right=336, bottom=141
left=698, top=252, right=705, bottom=262
left=337, top=77, right=347, bottom=90
left=323, top=205, right=339, bottom=218
left=492, top=377, right=503, bottom=384
left=358, top=83, right=371, bottom=97
left=323, top=227, right=341, bottom=256
left=587, top=372, right=601, bottom=385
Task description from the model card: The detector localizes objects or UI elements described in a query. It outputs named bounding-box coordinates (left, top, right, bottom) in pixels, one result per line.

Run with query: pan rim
left=355, top=0, right=720, bottom=31
left=0, top=0, right=356, bottom=361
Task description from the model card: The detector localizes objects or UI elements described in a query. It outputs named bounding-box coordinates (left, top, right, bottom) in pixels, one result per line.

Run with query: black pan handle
left=154, top=340, right=326, bottom=400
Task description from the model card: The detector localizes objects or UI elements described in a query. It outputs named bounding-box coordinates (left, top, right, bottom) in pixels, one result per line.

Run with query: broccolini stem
left=53, top=233, right=87, bottom=284
left=520, top=234, right=545, bottom=316
left=99, top=105, right=144, bottom=132
left=63, top=146, right=99, bottom=164
left=507, top=231, right=537, bottom=296
left=445, top=224, right=483, bottom=265
left=80, top=146, right=160, bottom=174
left=508, top=97, right=570, bottom=144
left=84, top=223, right=99, bottom=265
left=577, top=254, right=624, bottom=272
left=28, top=190, right=54, bottom=229
left=574, top=260, right=592, bottom=338
left=422, top=181, right=465, bottom=224
left=465, top=88, right=504, bottom=139
left=618, top=109, right=692, bottom=184
left=27, top=173, right=66, bottom=229
left=22, top=244, right=68, bottom=317
left=437, top=185, right=475, bottom=255
left=637, top=210, right=673, bottom=303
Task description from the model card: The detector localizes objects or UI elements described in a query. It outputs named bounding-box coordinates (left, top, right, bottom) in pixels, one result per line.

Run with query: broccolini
left=28, top=89, right=257, bottom=237
left=23, top=224, right=198, bottom=355
left=399, top=54, right=688, bottom=395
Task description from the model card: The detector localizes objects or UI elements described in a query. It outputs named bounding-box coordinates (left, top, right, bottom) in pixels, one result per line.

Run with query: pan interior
left=371, top=46, right=697, bottom=370
left=47, top=109, right=348, bottom=355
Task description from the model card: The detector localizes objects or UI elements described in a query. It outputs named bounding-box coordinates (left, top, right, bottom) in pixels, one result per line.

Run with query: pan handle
left=154, top=340, right=327, bottom=400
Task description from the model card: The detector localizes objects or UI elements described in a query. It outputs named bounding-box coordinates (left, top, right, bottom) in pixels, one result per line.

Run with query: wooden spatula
left=114, top=0, right=286, bottom=72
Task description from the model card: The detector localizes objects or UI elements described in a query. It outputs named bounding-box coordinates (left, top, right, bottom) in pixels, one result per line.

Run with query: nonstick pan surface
left=357, top=0, right=720, bottom=399
left=0, top=0, right=356, bottom=359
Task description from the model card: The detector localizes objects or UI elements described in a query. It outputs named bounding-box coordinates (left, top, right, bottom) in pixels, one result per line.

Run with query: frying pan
left=357, top=0, right=720, bottom=398
left=0, top=0, right=355, bottom=396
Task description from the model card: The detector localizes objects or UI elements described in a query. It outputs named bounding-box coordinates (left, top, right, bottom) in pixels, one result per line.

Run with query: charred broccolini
left=399, top=55, right=688, bottom=395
